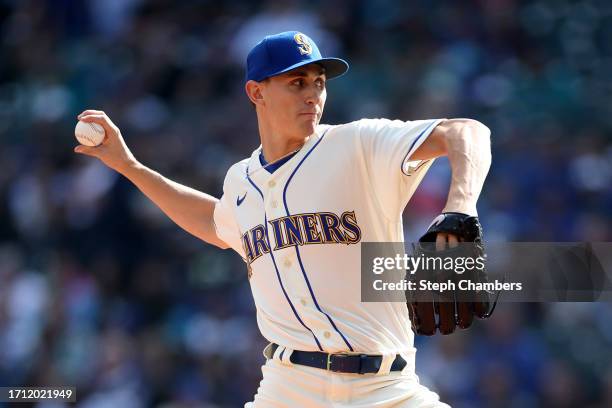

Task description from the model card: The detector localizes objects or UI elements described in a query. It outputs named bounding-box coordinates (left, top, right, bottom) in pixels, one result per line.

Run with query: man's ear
left=245, top=80, right=265, bottom=106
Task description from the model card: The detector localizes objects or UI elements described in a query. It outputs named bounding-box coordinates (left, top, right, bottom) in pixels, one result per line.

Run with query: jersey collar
left=246, top=126, right=328, bottom=184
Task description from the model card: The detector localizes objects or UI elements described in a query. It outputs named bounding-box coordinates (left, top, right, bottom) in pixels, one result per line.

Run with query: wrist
left=443, top=200, right=478, bottom=217
left=117, top=158, right=142, bottom=176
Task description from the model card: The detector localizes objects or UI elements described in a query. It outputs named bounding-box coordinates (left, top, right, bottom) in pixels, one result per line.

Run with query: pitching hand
left=74, top=110, right=138, bottom=173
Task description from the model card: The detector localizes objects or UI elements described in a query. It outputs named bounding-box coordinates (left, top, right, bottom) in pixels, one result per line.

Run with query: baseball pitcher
left=74, top=31, right=493, bottom=407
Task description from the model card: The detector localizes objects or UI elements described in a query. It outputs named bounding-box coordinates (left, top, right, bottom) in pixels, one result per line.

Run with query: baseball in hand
left=75, top=120, right=106, bottom=146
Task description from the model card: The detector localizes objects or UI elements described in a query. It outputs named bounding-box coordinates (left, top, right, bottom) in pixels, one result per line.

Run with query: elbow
left=466, top=119, right=491, bottom=157
left=468, top=120, right=491, bottom=158
left=443, top=119, right=491, bottom=164
left=453, top=118, right=491, bottom=140
left=447, top=118, right=491, bottom=149
left=468, top=119, right=491, bottom=141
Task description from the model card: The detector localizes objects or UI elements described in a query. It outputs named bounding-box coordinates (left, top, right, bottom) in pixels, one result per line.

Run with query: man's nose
left=304, top=85, right=322, bottom=105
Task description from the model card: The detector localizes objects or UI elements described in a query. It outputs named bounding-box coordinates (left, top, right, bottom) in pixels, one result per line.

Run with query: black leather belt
left=267, top=343, right=407, bottom=374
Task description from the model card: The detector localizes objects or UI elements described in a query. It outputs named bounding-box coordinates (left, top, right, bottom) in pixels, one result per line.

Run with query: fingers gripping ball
left=75, top=120, right=105, bottom=146
left=406, top=212, right=499, bottom=336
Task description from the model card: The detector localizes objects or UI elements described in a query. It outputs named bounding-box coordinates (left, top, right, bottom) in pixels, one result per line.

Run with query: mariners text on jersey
left=241, top=210, right=362, bottom=264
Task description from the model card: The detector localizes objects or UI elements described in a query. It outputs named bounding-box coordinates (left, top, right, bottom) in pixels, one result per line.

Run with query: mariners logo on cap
left=294, top=33, right=312, bottom=55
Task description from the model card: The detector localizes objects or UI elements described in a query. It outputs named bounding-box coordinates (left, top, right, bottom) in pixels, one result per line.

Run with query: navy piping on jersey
left=400, top=120, right=440, bottom=176
left=259, top=150, right=298, bottom=174
left=282, top=129, right=355, bottom=352
left=246, top=162, right=323, bottom=351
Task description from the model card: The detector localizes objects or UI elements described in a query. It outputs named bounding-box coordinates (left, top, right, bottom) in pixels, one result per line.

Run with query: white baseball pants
left=244, top=345, right=450, bottom=408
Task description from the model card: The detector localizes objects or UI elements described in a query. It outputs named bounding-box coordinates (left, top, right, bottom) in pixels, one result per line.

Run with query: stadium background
left=1, top=0, right=611, bottom=406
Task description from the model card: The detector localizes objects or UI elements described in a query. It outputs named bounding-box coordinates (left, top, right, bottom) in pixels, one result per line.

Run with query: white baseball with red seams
left=75, top=120, right=105, bottom=146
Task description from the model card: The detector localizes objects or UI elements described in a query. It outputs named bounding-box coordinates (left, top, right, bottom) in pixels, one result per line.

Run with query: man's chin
left=301, top=119, right=319, bottom=135
left=293, top=124, right=315, bottom=138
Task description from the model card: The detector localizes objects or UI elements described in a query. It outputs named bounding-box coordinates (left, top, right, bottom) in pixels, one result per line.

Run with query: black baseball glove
left=406, top=212, right=498, bottom=335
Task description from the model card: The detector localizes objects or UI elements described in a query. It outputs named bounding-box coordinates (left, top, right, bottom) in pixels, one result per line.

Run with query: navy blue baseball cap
left=246, top=31, right=349, bottom=82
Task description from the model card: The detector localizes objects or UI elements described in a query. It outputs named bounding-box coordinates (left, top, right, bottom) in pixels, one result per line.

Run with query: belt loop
left=272, top=345, right=284, bottom=361
left=275, top=346, right=294, bottom=366
left=400, top=351, right=416, bottom=375
left=263, top=343, right=294, bottom=366
left=376, top=352, right=396, bottom=376
left=358, top=354, right=367, bottom=374
left=281, top=347, right=293, bottom=366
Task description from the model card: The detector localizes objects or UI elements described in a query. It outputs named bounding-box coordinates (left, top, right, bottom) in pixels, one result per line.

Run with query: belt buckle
left=326, top=352, right=350, bottom=372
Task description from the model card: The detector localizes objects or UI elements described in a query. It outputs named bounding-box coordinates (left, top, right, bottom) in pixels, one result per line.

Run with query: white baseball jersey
left=213, top=118, right=443, bottom=359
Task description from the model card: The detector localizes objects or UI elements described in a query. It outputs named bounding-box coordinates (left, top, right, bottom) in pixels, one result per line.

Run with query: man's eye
left=292, top=79, right=303, bottom=86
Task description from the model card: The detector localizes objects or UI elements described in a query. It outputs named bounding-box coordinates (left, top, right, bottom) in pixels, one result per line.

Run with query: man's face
left=260, top=63, right=327, bottom=138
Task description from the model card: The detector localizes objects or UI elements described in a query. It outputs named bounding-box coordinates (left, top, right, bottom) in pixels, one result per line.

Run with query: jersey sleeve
left=213, top=168, right=246, bottom=258
left=357, top=118, right=444, bottom=221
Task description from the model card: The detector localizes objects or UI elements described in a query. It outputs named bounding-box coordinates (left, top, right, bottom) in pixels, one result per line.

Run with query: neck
left=258, top=121, right=312, bottom=163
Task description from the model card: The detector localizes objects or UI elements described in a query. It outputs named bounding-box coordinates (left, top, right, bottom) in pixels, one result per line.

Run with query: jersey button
left=271, top=200, right=278, bottom=208
left=283, top=259, right=292, bottom=268
left=268, top=180, right=276, bottom=188
left=324, top=331, right=331, bottom=339
left=300, top=298, right=307, bottom=306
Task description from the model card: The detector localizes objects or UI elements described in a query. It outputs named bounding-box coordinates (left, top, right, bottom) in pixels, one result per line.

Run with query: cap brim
left=265, top=57, right=349, bottom=81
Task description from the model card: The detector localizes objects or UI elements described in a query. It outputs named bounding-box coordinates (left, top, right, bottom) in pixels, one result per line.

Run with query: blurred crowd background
left=1, top=0, right=611, bottom=407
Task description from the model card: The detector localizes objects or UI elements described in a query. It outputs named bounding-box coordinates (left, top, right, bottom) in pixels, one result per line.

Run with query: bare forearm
left=73, top=110, right=228, bottom=248
left=442, top=120, right=491, bottom=216
left=121, top=161, right=228, bottom=248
